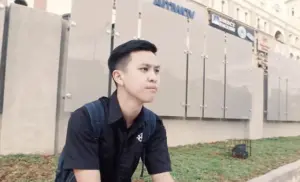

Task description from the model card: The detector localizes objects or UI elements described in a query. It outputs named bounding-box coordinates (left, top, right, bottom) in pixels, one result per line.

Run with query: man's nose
left=148, top=70, right=158, bottom=83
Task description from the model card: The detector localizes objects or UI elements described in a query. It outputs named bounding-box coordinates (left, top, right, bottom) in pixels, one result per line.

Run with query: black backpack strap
left=140, top=107, right=157, bottom=178
left=143, top=108, right=157, bottom=141
left=55, top=99, right=106, bottom=182
left=84, top=99, right=106, bottom=139
left=84, top=98, right=107, bottom=171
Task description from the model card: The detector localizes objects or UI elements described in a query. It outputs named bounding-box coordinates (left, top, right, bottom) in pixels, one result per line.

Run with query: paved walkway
left=248, top=160, right=300, bottom=182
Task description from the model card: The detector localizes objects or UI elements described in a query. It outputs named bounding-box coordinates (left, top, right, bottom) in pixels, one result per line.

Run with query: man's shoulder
left=73, top=97, right=109, bottom=114
left=68, top=97, right=109, bottom=128
left=143, top=107, right=163, bottom=125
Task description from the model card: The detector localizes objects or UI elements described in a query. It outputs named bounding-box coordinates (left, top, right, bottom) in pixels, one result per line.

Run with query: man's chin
left=140, top=96, right=155, bottom=104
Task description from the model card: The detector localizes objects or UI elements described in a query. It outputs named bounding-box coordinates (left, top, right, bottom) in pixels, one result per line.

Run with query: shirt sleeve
left=144, top=119, right=172, bottom=175
left=63, top=107, right=100, bottom=170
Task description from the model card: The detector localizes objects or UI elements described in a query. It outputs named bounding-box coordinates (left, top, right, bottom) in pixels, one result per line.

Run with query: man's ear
left=112, top=70, right=124, bottom=86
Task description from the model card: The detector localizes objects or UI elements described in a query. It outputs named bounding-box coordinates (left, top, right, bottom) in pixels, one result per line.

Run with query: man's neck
left=117, top=89, right=143, bottom=128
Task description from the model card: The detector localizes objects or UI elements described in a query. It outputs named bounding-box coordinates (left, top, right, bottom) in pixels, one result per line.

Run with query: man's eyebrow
left=140, top=63, right=160, bottom=68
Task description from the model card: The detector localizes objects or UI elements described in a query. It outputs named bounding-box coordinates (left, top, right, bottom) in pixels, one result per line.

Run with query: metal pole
left=223, top=33, right=227, bottom=119
left=185, top=52, right=189, bottom=118
left=286, top=79, right=288, bottom=121
left=108, top=23, right=115, bottom=97
left=278, top=77, right=281, bottom=120
left=108, top=1, right=116, bottom=97
left=184, top=19, right=190, bottom=119
left=202, top=55, right=206, bottom=118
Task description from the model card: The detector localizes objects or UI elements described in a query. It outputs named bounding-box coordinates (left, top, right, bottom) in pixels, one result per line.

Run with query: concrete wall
left=55, top=114, right=300, bottom=151
left=55, top=115, right=249, bottom=152
left=0, top=4, right=61, bottom=155
left=264, top=122, right=300, bottom=138
left=164, top=119, right=249, bottom=146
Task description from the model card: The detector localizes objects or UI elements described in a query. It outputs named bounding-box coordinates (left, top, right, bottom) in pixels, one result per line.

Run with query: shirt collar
left=107, top=91, right=123, bottom=124
left=107, top=90, right=145, bottom=127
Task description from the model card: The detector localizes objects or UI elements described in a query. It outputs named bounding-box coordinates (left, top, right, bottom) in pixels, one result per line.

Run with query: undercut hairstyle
left=107, top=39, right=157, bottom=74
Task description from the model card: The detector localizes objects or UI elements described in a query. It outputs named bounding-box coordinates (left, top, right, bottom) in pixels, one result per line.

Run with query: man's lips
left=145, top=86, right=157, bottom=91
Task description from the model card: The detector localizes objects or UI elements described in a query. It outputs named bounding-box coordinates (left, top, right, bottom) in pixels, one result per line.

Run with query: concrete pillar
left=0, top=4, right=62, bottom=155
left=249, top=66, right=264, bottom=139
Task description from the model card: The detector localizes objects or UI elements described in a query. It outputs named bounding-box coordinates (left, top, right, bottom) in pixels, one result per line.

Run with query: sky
left=6, top=0, right=72, bottom=15
left=47, top=0, right=72, bottom=15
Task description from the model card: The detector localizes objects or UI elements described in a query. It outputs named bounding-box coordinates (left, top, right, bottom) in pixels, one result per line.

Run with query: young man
left=63, top=40, right=174, bottom=182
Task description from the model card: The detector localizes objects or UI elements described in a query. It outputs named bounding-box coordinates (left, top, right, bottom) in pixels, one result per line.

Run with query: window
left=289, top=34, right=293, bottom=43
left=275, top=31, right=284, bottom=43
left=295, top=37, right=299, bottom=44
left=290, top=53, right=294, bottom=59
left=274, top=4, right=280, bottom=13
left=264, top=22, right=267, bottom=32
left=292, top=8, right=295, bottom=16
left=221, top=0, right=225, bottom=13
left=245, top=12, right=248, bottom=23
left=236, top=8, right=240, bottom=19
left=260, top=1, right=265, bottom=7
left=257, top=18, right=260, bottom=29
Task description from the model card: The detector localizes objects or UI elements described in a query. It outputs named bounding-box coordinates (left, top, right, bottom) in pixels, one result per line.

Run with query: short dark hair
left=108, top=39, right=157, bottom=74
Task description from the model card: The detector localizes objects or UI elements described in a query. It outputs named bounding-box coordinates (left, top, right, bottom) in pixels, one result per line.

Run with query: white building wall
left=202, top=0, right=300, bottom=58
left=46, top=0, right=72, bottom=15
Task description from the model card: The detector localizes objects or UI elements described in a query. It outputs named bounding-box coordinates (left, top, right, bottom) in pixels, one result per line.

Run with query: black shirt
left=63, top=91, right=172, bottom=182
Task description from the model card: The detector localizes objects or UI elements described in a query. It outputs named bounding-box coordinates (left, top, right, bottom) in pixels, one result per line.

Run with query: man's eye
left=140, top=68, right=148, bottom=72
left=155, top=69, right=160, bottom=73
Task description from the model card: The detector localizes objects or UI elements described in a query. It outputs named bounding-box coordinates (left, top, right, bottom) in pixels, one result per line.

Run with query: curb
left=248, top=160, right=300, bottom=182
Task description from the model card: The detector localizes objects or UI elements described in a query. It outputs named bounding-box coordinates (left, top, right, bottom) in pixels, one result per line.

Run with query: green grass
left=1, top=136, right=300, bottom=182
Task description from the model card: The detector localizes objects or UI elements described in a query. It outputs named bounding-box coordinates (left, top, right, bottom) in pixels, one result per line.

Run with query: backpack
left=231, top=144, right=248, bottom=159
left=55, top=98, right=157, bottom=182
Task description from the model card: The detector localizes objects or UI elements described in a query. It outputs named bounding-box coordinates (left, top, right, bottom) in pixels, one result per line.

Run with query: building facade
left=195, top=0, right=300, bottom=58
left=3, top=0, right=71, bottom=15
left=2, top=0, right=298, bottom=58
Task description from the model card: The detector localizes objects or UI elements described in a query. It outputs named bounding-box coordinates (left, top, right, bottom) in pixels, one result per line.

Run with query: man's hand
left=74, top=169, right=101, bottom=182
left=151, top=172, right=174, bottom=182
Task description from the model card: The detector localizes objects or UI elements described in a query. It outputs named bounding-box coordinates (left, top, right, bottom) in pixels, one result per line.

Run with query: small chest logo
left=136, top=133, right=143, bottom=142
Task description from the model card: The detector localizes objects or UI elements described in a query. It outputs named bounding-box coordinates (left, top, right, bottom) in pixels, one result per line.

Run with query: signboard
left=256, top=32, right=270, bottom=70
left=209, top=11, right=255, bottom=43
left=257, top=32, right=270, bottom=53
left=153, top=0, right=195, bottom=19
left=211, top=13, right=235, bottom=33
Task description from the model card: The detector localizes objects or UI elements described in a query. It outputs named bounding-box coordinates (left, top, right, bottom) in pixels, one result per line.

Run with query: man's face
left=113, top=51, right=160, bottom=103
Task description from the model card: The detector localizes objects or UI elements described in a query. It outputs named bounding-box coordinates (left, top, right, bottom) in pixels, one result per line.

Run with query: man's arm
left=63, top=108, right=101, bottom=182
left=74, top=170, right=101, bottom=182
left=144, top=119, right=174, bottom=182
left=151, top=172, right=174, bottom=182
